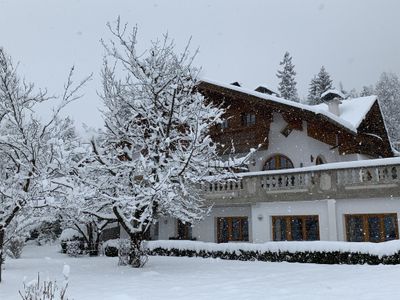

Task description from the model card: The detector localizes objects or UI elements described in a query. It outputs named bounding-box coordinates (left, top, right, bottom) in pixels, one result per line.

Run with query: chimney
left=321, top=89, right=344, bottom=116
left=327, top=98, right=342, bottom=116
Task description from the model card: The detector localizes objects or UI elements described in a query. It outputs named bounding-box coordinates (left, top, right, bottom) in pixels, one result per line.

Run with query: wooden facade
left=198, top=81, right=393, bottom=159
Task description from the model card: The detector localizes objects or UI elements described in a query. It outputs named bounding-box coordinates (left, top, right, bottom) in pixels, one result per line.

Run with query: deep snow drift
left=1, top=244, right=400, bottom=299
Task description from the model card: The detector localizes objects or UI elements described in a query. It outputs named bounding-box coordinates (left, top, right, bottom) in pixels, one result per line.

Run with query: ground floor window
left=177, top=220, right=192, bottom=240
left=345, top=213, right=398, bottom=242
left=272, top=215, right=319, bottom=241
left=217, top=217, right=249, bottom=243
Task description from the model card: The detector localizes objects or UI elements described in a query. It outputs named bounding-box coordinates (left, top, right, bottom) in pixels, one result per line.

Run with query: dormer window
left=242, top=113, right=256, bottom=126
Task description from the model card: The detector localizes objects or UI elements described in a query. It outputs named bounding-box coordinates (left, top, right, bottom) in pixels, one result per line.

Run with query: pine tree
left=276, top=52, right=298, bottom=101
left=308, top=76, right=319, bottom=104
left=308, top=66, right=333, bottom=105
left=375, top=72, right=400, bottom=147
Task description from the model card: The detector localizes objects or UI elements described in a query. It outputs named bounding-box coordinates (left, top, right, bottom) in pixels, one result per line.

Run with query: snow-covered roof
left=200, top=78, right=377, bottom=133
left=313, top=96, right=377, bottom=130
left=321, top=89, right=345, bottom=99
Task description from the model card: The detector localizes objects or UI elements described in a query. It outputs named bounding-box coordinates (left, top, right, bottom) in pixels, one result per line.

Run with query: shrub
left=6, top=236, right=25, bottom=259
left=104, top=245, right=118, bottom=257
left=118, top=239, right=131, bottom=265
left=102, top=239, right=119, bottom=257
left=60, top=229, right=84, bottom=254
left=66, top=241, right=83, bottom=257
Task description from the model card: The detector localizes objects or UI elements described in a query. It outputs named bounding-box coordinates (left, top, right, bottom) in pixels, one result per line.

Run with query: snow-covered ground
left=1, top=244, right=400, bottom=300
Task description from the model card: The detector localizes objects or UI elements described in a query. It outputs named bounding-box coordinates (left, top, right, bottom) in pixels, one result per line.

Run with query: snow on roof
left=321, top=89, right=345, bottom=99
left=313, top=95, right=377, bottom=130
left=254, top=84, right=278, bottom=95
left=200, top=78, right=377, bottom=133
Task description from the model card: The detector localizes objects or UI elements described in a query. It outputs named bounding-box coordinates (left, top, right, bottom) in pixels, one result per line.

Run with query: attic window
left=281, top=124, right=293, bottom=137
left=242, top=113, right=256, bottom=126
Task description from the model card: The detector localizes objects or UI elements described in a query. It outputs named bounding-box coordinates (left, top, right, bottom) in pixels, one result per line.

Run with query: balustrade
left=204, top=162, right=400, bottom=196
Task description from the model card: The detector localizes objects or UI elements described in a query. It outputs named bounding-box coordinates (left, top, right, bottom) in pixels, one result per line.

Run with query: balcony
left=203, top=157, right=400, bottom=204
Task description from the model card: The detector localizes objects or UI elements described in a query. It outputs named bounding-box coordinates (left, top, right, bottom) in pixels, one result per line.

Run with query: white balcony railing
left=204, top=157, right=400, bottom=199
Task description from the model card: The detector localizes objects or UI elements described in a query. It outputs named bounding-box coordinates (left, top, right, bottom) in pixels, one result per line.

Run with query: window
left=217, top=217, right=249, bottom=243
left=221, top=119, right=229, bottom=129
left=316, top=155, right=326, bottom=165
left=263, top=154, right=294, bottom=170
left=272, top=215, right=319, bottom=241
left=177, top=220, right=192, bottom=240
left=280, top=124, right=293, bottom=137
left=345, top=213, right=398, bottom=242
left=241, top=113, right=256, bottom=126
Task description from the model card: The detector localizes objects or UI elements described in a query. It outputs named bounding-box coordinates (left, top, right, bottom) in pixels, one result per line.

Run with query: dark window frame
left=272, top=215, right=320, bottom=241
left=345, top=213, right=399, bottom=242
left=316, top=156, right=326, bottom=165
left=241, top=113, right=256, bottom=126
left=216, top=216, right=249, bottom=243
left=263, top=154, right=294, bottom=170
left=221, top=119, right=229, bottom=129
left=177, top=220, right=192, bottom=240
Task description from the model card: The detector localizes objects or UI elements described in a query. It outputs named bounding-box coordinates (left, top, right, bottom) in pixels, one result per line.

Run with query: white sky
left=1, top=0, right=399, bottom=130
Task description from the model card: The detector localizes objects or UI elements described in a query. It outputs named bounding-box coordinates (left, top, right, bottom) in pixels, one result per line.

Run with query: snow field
left=1, top=244, right=400, bottom=299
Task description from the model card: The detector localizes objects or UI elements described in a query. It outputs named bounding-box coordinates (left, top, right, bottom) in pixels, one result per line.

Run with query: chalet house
left=157, top=79, right=400, bottom=244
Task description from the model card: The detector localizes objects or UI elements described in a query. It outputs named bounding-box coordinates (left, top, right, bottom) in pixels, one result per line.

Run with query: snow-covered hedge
left=102, top=239, right=119, bottom=257
left=60, top=229, right=82, bottom=241
left=102, top=239, right=130, bottom=257
left=60, top=229, right=85, bottom=254
left=145, top=240, right=400, bottom=265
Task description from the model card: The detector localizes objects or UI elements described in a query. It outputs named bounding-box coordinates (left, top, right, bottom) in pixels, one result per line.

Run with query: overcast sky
left=1, top=0, right=399, bottom=130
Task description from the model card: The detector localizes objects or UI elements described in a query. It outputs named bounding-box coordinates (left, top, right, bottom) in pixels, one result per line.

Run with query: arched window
left=316, top=155, right=326, bottom=165
left=263, top=154, right=294, bottom=170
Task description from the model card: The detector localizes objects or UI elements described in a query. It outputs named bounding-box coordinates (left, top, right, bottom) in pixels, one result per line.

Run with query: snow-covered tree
left=276, top=52, right=298, bottom=101
left=360, top=85, right=375, bottom=97
left=75, top=19, right=242, bottom=267
left=308, top=66, right=333, bottom=105
left=375, top=72, right=400, bottom=147
left=308, top=75, right=319, bottom=104
left=338, top=82, right=358, bottom=99
left=60, top=187, right=118, bottom=257
left=0, top=48, right=89, bottom=282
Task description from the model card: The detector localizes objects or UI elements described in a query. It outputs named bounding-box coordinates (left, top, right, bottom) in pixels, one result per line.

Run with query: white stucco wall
left=247, top=113, right=340, bottom=171
left=192, top=205, right=252, bottom=242
left=157, top=197, right=400, bottom=243
left=246, top=113, right=369, bottom=172
left=157, top=205, right=252, bottom=243
left=158, top=216, right=176, bottom=240
left=251, top=200, right=332, bottom=243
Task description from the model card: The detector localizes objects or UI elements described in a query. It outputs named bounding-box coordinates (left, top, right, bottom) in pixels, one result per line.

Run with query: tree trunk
left=86, top=223, right=98, bottom=256
left=0, top=227, right=5, bottom=283
left=112, top=206, right=148, bottom=268
left=128, top=233, right=144, bottom=268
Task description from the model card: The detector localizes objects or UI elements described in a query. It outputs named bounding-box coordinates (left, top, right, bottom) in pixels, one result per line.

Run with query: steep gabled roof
left=200, top=78, right=376, bottom=134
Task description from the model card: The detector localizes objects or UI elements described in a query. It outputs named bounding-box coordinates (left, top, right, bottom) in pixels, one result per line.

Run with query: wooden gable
left=198, top=81, right=394, bottom=158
